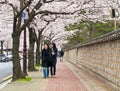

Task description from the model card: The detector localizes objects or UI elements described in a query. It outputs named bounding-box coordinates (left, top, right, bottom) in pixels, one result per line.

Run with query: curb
left=0, top=75, right=12, bottom=84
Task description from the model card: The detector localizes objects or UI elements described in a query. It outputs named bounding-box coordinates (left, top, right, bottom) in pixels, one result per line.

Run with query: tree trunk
left=36, top=31, right=42, bottom=66
left=0, top=41, right=3, bottom=54
left=12, top=33, right=25, bottom=81
left=36, top=44, right=40, bottom=66
left=28, top=28, right=36, bottom=71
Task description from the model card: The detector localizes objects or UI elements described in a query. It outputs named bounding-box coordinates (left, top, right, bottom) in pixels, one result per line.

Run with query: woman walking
left=50, top=43, right=58, bottom=76
left=41, top=43, right=51, bottom=78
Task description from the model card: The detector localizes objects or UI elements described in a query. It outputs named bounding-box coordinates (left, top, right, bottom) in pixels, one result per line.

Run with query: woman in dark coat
left=59, top=49, right=64, bottom=61
left=41, top=43, right=51, bottom=78
left=50, top=43, right=58, bottom=76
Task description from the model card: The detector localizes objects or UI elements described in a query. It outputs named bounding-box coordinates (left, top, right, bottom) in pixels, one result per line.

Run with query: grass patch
left=16, top=77, right=32, bottom=82
left=35, top=65, right=41, bottom=69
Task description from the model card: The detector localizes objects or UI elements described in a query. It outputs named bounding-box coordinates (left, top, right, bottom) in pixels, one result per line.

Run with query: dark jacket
left=50, top=48, right=58, bottom=66
left=41, top=48, right=50, bottom=67
left=59, top=50, right=64, bottom=57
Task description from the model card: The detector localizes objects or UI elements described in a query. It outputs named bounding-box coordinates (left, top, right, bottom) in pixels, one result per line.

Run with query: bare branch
left=8, top=3, right=18, bottom=16
left=41, top=15, right=57, bottom=22
left=32, top=17, right=51, bottom=40
left=55, top=0, right=68, bottom=2
left=62, top=1, right=78, bottom=10
left=41, top=22, right=49, bottom=32
left=47, top=30, right=55, bottom=41
left=20, top=0, right=43, bottom=31
left=43, top=0, right=54, bottom=3
left=0, top=0, right=17, bottom=15
left=15, top=0, right=32, bottom=18
left=33, top=1, right=42, bottom=10
left=35, top=10, right=73, bottom=16
left=41, top=15, right=57, bottom=35
left=20, top=10, right=35, bottom=32
left=29, top=28, right=38, bottom=41
left=0, top=0, right=7, bottom=4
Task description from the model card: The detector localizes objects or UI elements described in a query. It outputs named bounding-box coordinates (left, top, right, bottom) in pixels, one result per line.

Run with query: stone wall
left=64, top=30, right=120, bottom=91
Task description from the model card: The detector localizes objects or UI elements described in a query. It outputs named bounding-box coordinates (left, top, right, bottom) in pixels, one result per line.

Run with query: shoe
left=52, top=75, right=56, bottom=78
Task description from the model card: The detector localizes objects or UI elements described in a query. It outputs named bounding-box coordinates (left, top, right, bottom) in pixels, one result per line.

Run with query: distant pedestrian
left=41, top=43, right=51, bottom=78
left=50, top=43, right=58, bottom=76
left=59, top=49, right=64, bottom=61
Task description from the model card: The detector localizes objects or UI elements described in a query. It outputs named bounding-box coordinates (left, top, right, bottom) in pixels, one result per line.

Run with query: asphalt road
left=0, top=61, right=13, bottom=83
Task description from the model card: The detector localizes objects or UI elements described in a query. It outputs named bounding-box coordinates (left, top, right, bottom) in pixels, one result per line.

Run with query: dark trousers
left=53, top=65, right=56, bottom=75
left=50, top=58, right=57, bottom=75
left=50, top=65, right=56, bottom=75
left=50, top=66, right=53, bottom=75
left=47, top=67, right=49, bottom=77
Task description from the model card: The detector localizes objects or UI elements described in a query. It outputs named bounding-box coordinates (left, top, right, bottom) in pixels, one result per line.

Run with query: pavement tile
left=0, top=60, right=111, bottom=91
left=0, top=71, right=48, bottom=91
left=66, top=61, right=112, bottom=91
left=45, top=62, right=87, bottom=91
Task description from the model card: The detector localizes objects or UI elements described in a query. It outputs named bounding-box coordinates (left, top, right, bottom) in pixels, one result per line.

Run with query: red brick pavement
left=45, top=62, right=87, bottom=91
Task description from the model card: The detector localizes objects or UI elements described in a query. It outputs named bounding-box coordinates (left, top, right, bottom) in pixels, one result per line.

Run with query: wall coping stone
left=65, top=29, right=120, bottom=51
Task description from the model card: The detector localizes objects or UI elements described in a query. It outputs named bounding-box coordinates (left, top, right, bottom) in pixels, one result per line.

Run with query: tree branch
left=43, top=0, right=54, bottom=3
left=33, top=19, right=51, bottom=41
left=41, top=15, right=57, bottom=34
left=41, top=14, right=57, bottom=22
left=19, top=0, right=43, bottom=32
left=8, top=3, right=18, bottom=16
left=15, top=0, right=32, bottom=19
left=30, top=28, right=37, bottom=41
left=20, top=10, right=35, bottom=32
left=35, top=10, right=73, bottom=16
left=0, top=0, right=7, bottom=4
left=33, top=1, right=42, bottom=10
left=0, top=1, right=17, bottom=16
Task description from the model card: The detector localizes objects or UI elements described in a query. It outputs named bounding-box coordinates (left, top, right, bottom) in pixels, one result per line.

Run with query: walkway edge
left=65, top=61, right=112, bottom=91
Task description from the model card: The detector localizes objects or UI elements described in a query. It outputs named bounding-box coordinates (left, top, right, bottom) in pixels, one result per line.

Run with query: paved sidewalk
left=66, top=62, right=111, bottom=91
left=45, top=62, right=87, bottom=91
left=0, top=61, right=87, bottom=91
left=0, top=60, right=111, bottom=91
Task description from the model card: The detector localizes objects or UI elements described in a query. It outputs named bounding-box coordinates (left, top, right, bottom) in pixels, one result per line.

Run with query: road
left=0, top=61, right=13, bottom=83
left=0, top=60, right=24, bottom=89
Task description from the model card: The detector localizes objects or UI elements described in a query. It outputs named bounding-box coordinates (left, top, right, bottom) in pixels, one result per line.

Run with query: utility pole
left=23, top=19, right=27, bottom=76
left=22, top=0, right=28, bottom=76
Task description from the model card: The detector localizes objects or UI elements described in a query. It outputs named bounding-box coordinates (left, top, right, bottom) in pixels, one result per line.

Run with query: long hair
left=44, top=43, right=49, bottom=50
left=52, top=43, right=57, bottom=50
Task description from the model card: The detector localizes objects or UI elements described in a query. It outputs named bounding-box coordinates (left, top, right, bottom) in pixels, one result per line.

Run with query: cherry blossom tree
left=0, top=0, right=119, bottom=81
left=0, top=0, right=77, bottom=81
left=27, top=14, right=57, bottom=70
